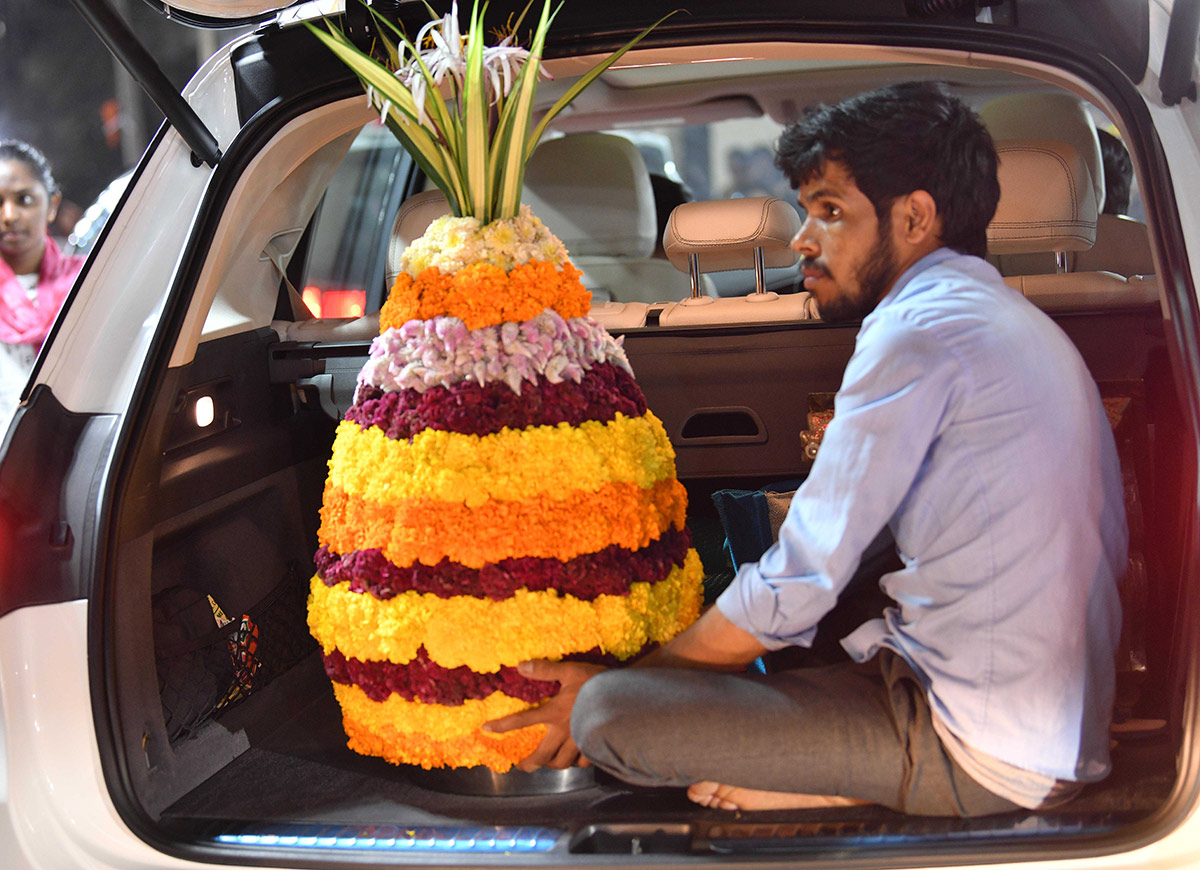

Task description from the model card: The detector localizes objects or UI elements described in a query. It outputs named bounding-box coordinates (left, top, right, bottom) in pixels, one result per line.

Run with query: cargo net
left=152, top=562, right=317, bottom=743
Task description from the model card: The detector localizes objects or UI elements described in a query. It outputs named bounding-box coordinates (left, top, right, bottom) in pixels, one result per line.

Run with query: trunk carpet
left=162, top=655, right=1175, bottom=832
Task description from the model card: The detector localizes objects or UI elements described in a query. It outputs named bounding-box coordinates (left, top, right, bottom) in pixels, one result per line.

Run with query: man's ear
left=900, top=190, right=940, bottom=245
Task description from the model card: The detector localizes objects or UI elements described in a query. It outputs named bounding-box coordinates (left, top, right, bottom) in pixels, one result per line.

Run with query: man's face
left=792, top=160, right=900, bottom=323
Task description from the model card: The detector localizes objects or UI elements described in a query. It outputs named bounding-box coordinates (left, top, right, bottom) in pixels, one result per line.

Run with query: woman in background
left=0, top=140, right=84, bottom=423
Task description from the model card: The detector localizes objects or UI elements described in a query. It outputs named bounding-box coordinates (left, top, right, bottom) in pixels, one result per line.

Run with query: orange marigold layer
left=379, top=261, right=591, bottom=331
left=335, top=684, right=545, bottom=772
left=319, top=477, right=688, bottom=569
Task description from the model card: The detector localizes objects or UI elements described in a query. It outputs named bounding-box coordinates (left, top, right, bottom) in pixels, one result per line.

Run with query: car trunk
left=98, top=302, right=1186, bottom=856
left=77, top=0, right=1200, bottom=862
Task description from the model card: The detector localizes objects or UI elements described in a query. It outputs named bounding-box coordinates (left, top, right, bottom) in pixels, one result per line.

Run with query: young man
left=486, top=82, right=1126, bottom=817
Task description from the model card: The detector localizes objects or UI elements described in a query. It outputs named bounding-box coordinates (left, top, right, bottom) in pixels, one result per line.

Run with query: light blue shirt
left=718, top=248, right=1126, bottom=784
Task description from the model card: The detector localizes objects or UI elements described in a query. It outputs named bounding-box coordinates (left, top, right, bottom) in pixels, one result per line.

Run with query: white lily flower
left=407, top=72, right=430, bottom=126
left=413, top=1, right=467, bottom=89
left=482, top=37, right=525, bottom=100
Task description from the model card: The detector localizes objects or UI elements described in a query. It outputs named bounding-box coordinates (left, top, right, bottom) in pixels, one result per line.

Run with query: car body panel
left=0, top=602, right=259, bottom=870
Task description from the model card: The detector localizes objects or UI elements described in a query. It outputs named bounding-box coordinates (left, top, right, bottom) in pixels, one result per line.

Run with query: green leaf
left=311, top=1, right=675, bottom=224
left=306, top=21, right=467, bottom=213
left=526, top=10, right=678, bottom=151
left=492, top=0, right=557, bottom=218
left=383, top=116, right=464, bottom=217
left=365, top=6, right=461, bottom=164
left=462, top=0, right=491, bottom=221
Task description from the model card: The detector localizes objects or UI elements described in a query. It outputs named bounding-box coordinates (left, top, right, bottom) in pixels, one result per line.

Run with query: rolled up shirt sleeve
left=716, top=314, right=963, bottom=649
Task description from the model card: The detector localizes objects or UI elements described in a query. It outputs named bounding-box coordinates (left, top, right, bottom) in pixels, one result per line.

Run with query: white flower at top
left=399, top=2, right=466, bottom=126
left=481, top=34, right=541, bottom=102
left=308, top=1, right=670, bottom=224
left=400, top=204, right=570, bottom=276
left=389, top=3, right=545, bottom=127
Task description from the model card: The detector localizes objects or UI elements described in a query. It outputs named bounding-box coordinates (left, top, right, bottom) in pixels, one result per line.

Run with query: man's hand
left=483, top=660, right=604, bottom=772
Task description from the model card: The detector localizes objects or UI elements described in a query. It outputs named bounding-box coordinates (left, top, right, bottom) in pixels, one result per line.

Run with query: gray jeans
left=571, top=650, right=1021, bottom=817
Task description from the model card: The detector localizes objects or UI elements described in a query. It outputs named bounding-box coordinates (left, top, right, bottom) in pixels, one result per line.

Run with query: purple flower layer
left=325, top=643, right=659, bottom=705
left=315, top=527, right=692, bottom=601
left=346, top=361, right=647, bottom=440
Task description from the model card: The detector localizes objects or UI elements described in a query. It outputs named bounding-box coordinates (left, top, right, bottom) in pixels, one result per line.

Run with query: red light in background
left=321, top=289, right=367, bottom=319
left=300, top=287, right=365, bottom=319
left=302, top=286, right=322, bottom=318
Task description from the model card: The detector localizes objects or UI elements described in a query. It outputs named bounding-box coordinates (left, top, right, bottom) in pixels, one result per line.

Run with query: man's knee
left=570, top=669, right=642, bottom=768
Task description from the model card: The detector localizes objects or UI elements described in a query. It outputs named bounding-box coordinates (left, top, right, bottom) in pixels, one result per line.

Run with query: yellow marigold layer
left=380, top=261, right=590, bottom=331
left=308, top=549, right=704, bottom=672
left=334, top=683, right=545, bottom=772
left=328, top=412, right=676, bottom=508
left=319, top=477, right=688, bottom=568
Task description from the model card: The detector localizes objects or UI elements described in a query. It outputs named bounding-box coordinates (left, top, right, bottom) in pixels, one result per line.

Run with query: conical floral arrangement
left=305, top=0, right=702, bottom=772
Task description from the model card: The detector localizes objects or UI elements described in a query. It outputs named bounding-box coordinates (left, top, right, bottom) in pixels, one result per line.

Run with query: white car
left=2, top=0, right=1199, bottom=867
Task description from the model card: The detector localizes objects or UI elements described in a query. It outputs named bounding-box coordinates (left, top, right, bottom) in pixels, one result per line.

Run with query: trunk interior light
left=163, top=379, right=237, bottom=452
left=194, top=395, right=215, bottom=428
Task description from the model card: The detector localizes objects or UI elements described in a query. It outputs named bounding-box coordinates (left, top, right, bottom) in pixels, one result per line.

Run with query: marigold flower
left=326, top=411, right=675, bottom=507
left=335, top=682, right=546, bottom=771
left=314, top=526, right=692, bottom=601
left=380, top=261, right=590, bottom=330
left=307, top=550, right=704, bottom=671
left=318, top=477, right=688, bottom=568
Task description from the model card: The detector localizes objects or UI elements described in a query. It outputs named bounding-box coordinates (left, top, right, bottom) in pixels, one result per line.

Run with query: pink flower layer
left=357, top=312, right=632, bottom=397
left=315, top=527, right=692, bottom=601
left=346, top=361, right=646, bottom=440
left=324, top=643, right=657, bottom=705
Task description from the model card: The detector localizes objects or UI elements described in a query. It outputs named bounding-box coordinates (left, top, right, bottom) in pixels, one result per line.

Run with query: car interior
left=96, top=28, right=1191, bottom=859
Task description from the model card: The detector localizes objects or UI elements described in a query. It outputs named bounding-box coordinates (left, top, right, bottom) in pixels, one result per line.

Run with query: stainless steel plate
left=405, top=765, right=596, bottom=796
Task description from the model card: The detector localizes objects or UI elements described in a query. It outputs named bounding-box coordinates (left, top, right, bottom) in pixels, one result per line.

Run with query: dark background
left=0, top=0, right=246, bottom=230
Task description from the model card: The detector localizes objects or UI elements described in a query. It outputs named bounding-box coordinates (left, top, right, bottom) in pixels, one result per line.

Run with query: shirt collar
left=873, top=246, right=960, bottom=314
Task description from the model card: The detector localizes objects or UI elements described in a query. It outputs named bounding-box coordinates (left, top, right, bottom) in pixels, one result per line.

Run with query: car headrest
left=385, top=189, right=451, bottom=288
left=987, top=138, right=1098, bottom=255
left=979, top=93, right=1105, bottom=213
left=522, top=133, right=657, bottom=258
left=662, top=196, right=801, bottom=274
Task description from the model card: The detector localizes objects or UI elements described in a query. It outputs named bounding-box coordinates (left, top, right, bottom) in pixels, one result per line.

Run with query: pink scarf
left=0, top=235, right=84, bottom=346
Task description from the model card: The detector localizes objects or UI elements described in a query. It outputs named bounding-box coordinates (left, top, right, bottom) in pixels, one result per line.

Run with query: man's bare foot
left=687, top=781, right=872, bottom=811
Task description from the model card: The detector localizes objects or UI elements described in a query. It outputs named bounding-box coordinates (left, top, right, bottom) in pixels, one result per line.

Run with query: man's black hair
left=1097, top=129, right=1132, bottom=216
left=775, top=81, right=1000, bottom=258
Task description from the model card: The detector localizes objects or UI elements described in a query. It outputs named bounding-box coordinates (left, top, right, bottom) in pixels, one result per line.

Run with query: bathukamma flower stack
left=307, top=207, right=704, bottom=772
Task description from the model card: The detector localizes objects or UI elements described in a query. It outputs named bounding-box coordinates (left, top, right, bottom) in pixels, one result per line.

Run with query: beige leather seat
left=987, top=137, right=1157, bottom=310
left=657, top=195, right=818, bottom=326
left=523, top=133, right=707, bottom=307
left=980, top=93, right=1154, bottom=278
left=1075, top=213, right=1155, bottom=277
left=384, top=188, right=454, bottom=290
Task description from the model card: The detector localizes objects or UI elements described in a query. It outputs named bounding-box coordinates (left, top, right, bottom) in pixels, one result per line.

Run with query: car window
left=607, top=116, right=805, bottom=298
left=298, top=122, right=414, bottom=318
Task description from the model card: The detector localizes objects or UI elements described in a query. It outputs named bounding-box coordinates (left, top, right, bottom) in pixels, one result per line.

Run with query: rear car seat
left=981, top=92, right=1155, bottom=279
left=657, top=195, right=818, bottom=326
left=523, top=132, right=709, bottom=307
left=987, top=137, right=1158, bottom=311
